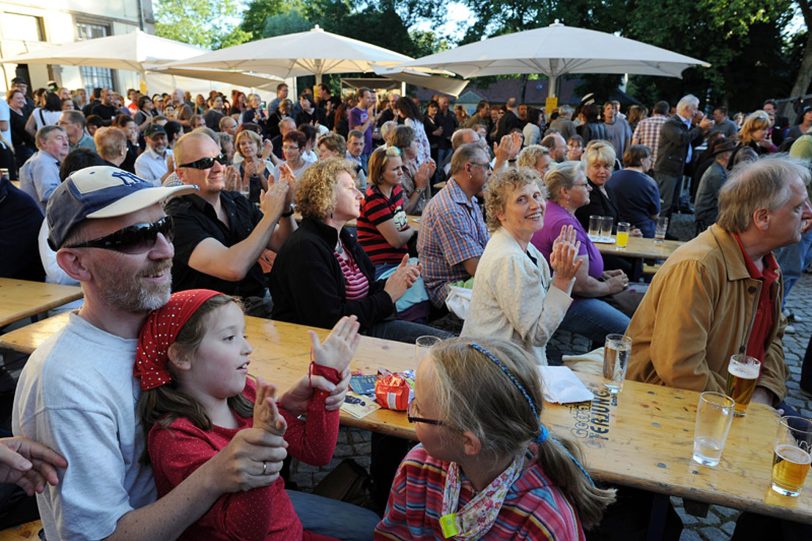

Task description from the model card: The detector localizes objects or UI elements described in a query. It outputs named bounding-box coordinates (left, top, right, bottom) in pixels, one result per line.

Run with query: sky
left=413, top=2, right=474, bottom=43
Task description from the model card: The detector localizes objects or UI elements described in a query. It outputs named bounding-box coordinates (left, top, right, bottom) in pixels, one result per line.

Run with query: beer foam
left=728, top=360, right=759, bottom=379
left=775, top=443, right=812, bottom=465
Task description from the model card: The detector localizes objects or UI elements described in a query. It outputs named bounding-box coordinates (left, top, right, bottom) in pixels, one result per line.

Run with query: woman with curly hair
left=269, top=158, right=449, bottom=342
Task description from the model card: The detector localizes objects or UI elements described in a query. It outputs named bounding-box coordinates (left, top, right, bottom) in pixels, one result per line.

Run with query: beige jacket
left=626, top=224, right=787, bottom=401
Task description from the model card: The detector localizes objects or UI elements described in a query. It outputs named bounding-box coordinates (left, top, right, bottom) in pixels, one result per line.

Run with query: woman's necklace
left=335, top=240, right=344, bottom=255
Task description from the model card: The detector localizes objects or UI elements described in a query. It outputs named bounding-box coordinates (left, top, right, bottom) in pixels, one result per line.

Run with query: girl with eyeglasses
left=376, top=337, right=615, bottom=539
left=136, top=290, right=381, bottom=540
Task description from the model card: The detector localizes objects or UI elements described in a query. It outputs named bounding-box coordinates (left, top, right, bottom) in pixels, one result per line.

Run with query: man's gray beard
left=102, top=278, right=171, bottom=313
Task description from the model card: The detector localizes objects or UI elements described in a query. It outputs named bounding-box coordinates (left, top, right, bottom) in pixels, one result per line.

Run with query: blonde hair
left=367, top=145, right=402, bottom=187
left=717, top=155, right=811, bottom=233
left=517, top=145, right=549, bottom=169
left=485, top=167, right=547, bottom=231
left=93, top=127, right=127, bottom=162
left=429, top=338, right=615, bottom=529
left=235, top=129, right=262, bottom=158
left=544, top=161, right=585, bottom=203
left=739, top=110, right=771, bottom=145
left=296, top=157, right=357, bottom=220
left=583, top=140, right=616, bottom=170
left=317, top=132, right=347, bottom=156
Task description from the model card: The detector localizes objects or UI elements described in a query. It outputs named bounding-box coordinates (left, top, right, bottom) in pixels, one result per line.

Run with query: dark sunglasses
left=177, top=154, right=228, bottom=170
left=66, top=216, right=174, bottom=254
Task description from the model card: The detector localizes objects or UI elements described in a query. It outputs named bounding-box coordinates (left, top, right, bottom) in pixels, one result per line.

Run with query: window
left=76, top=22, right=114, bottom=94
left=0, top=13, right=44, bottom=42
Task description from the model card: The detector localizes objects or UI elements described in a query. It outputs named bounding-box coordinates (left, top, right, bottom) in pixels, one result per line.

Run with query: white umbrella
left=0, top=29, right=206, bottom=72
left=372, top=67, right=469, bottom=98
left=163, top=25, right=414, bottom=84
left=403, top=22, right=710, bottom=97
left=145, top=67, right=281, bottom=90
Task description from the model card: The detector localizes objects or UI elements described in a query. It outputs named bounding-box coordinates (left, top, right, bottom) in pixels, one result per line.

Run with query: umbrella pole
left=548, top=75, right=557, bottom=98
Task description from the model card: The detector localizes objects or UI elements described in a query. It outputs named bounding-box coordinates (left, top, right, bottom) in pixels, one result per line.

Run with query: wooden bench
left=0, top=520, right=42, bottom=541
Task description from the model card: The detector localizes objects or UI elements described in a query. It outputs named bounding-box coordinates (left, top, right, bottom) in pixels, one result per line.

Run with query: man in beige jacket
left=627, top=156, right=812, bottom=408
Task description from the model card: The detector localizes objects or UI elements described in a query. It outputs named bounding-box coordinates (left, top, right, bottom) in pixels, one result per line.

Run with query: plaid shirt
left=417, top=177, right=489, bottom=307
left=632, top=114, right=668, bottom=164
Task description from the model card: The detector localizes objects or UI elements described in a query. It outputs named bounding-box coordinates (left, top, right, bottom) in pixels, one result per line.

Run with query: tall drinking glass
left=599, top=216, right=614, bottom=242
left=654, top=216, right=669, bottom=243
left=603, top=334, right=631, bottom=394
left=616, top=222, right=630, bottom=249
left=692, top=392, right=735, bottom=467
left=725, top=354, right=760, bottom=417
left=771, top=416, right=812, bottom=497
left=415, top=335, right=442, bottom=362
left=588, top=215, right=601, bottom=239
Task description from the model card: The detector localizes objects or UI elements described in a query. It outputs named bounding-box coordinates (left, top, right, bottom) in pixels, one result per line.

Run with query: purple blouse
left=531, top=200, right=604, bottom=279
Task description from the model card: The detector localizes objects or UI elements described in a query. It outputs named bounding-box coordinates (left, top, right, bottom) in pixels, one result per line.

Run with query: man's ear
left=461, top=430, right=482, bottom=457
left=753, top=208, right=770, bottom=231
left=55, top=248, right=92, bottom=282
left=168, top=343, right=191, bottom=372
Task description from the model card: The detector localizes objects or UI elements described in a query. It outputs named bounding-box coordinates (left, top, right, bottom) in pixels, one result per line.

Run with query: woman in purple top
left=531, top=162, right=630, bottom=346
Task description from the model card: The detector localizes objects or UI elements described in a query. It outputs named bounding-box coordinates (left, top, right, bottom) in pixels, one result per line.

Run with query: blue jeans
left=774, top=229, right=812, bottom=304
left=559, top=297, right=630, bottom=346
left=367, top=319, right=453, bottom=343
left=288, top=489, right=380, bottom=541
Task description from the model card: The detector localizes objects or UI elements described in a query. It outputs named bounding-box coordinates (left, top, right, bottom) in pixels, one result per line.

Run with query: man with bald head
left=165, top=132, right=297, bottom=316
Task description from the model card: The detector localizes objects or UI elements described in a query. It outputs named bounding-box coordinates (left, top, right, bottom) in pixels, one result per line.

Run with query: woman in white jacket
left=462, top=167, right=581, bottom=365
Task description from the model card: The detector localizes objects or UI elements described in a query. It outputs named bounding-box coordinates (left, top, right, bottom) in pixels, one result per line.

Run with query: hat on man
left=47, top=166, right=196, bottom=250
left=711, top=140, right=738, bottom=158
left=144, top=124, right=167, bottom=138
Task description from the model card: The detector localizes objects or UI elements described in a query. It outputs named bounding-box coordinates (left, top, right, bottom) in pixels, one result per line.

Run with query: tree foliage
left=154, top=0, right=250, bottom=49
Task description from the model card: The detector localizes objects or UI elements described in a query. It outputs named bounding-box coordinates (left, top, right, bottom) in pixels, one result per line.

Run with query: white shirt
left=0, top=98, right=11, bottom=146
left=134, top=147, right=172, bottom=185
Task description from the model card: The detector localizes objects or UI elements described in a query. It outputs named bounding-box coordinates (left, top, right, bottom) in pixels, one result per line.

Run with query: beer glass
left=654, top=216, right=669, bottom=243
left=616, top=222, right=630, bottom=249
left=588, top=215, right=601, bottom=239
left=599, top=216, right=614, bottom=242
left=725, top=354, right=760, bottom=416
left=603, top=334, right=631, bottom=394
left=771, top=416, right=812, bottom=497
left=415, top=335, right=442, bottom=362
left=692, top=392, right=735, bottom=467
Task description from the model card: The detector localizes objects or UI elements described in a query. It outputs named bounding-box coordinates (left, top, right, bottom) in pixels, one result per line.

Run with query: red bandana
left=134, top=289, right=221, bottom=391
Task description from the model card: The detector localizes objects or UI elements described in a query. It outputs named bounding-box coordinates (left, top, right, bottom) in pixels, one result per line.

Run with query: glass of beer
left=725, top=354, right=760, bottom=417
left=771, top=416, right=812, bottom=497
left=616, top=222, right=630, bottom=249
left=654, top=216, right=669, bottom=243
left=603, top=334, right=632, bottom=394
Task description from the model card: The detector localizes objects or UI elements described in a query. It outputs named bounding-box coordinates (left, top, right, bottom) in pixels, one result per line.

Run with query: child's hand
left=253, top=378, right=287, bottom=436
left=309, top=316, right=361, bottom=371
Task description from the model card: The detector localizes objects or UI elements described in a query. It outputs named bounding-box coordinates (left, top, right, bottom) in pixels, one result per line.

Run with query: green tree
left=154, top=0, right=250, bottom=49
left=785, top=0, right=812, bottom=118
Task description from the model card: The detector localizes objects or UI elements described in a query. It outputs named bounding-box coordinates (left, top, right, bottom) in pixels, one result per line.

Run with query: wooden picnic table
left=595, top=236, right=684, bottom=260
left=0, top=278, right=83, bottom=328
left=2, top=312, right=810, bottom=523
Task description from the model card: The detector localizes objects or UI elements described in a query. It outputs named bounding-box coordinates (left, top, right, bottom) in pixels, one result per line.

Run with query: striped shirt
left=358, top=184, right=409, bottom=265
left=335, top=248, right=370, bottom=300
left=375, top=445, right=586, bottom=541
left=631, top=114, right=668, bottom=164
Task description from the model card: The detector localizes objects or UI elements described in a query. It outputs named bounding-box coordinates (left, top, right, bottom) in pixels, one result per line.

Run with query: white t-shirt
left=12, top=314, right=157, bottom=540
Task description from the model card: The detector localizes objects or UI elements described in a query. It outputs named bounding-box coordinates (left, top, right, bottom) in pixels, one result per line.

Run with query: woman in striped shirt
left=376, top=338, right=615, bottom=540
left=357, top=146, right=418, bottom=277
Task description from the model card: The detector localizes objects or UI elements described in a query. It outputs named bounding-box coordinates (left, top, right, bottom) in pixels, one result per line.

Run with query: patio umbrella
left=163, top=25, right=414, bottom=84
left=145, top=67, right=281, bottom=90
left=0, top=29, right=206, bottom=72
left=403, top=22, right=710, bottom=97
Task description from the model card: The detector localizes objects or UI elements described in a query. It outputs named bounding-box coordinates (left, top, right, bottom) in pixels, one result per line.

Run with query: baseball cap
left=47, top=166, right=196, bottom=250
left=144, top=124, right=167, bottom=138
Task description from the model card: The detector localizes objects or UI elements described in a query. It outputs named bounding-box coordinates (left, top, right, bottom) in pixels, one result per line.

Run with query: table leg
left=646, top=493, right=669, bottom=541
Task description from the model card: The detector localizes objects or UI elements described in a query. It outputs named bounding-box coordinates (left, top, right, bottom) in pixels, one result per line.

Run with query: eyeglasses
left=469, top=161, right=493, bottom=171
left=177, top=154, right=228, bottom=170
left=66, top=216, right=174, bottom=254
left=406, top=400, right=445, bottom=426
left=282, top=145, right=300, bottom=151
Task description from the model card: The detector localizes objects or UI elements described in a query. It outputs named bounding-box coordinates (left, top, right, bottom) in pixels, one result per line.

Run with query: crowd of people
left=1, top=75, right=812, bottom=540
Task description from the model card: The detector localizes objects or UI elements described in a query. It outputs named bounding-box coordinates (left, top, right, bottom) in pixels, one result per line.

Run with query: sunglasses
left=177, top=154, right=228, bottom=170
left=66, top=216, right=174, bottom=254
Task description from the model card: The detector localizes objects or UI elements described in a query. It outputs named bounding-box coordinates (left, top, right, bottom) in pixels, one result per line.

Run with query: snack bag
left=374, top=369, right=415, bottom=410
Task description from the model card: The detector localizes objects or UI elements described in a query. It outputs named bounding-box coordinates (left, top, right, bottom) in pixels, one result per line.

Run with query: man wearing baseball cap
left=134, top=123, right=172, bottom=186
left=12, top=166, right=290, bottom=540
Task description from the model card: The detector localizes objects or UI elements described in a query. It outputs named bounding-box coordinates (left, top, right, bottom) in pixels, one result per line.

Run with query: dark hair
left=299, top=93, right=314, bottom=107
left=85, top=114, right=106, bottom=129
left=137, top=295, right=252, bottom=464
left=297, top=123, right=317, bottom=144
left=714, top=106, right=728, bottom=116
left=356, top=86, right=371, bottom=100
left=276, top=82, right=288, bottom=92
left=61, top=110, right=86, bottom=127
left=622, top=144, right=652, bottom=167
left=60, top=149, right=108, bottom=181
left=763, top=99, right=777, bottom=108
left=395, top=96, right=421, bottom=121
left=568, top=134, right=584, bottom=146
left=426, top=100, right=440, bottom=112
left=582, top=103, right=600, bottom=123
left=113, top=114, right=134, bottom=128
left=652, top=101, right=670, bottom=115
left=138, top=95, right=152, bottom=110
left=476, top=100, right=490, bottom=113
left=283, top=130, right=307, bottom=148
left=164, top=120, right=183, bottom=142
left=44, top=92, right=62, bottom=112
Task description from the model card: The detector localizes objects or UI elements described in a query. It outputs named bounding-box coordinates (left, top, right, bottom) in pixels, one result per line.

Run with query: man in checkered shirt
left=631, top=100, right=670, bottom=168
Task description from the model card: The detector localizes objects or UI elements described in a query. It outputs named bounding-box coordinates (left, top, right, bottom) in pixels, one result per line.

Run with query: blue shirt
left=19, top=150, right=61, bottom=212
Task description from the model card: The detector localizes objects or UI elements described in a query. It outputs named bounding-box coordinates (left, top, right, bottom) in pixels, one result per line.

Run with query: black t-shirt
left=165, top=191, right=268, bottom=298
left=91, top=103, right=118, bottom=121
left=0, top=176, right=45, bottom=280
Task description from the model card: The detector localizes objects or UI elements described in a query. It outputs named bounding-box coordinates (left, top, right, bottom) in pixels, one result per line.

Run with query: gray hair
left=676, top=94, right=699, bottom=115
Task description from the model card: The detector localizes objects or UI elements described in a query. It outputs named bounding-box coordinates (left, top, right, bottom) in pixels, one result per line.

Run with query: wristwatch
left=281, top=204, right=295, bottom=218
